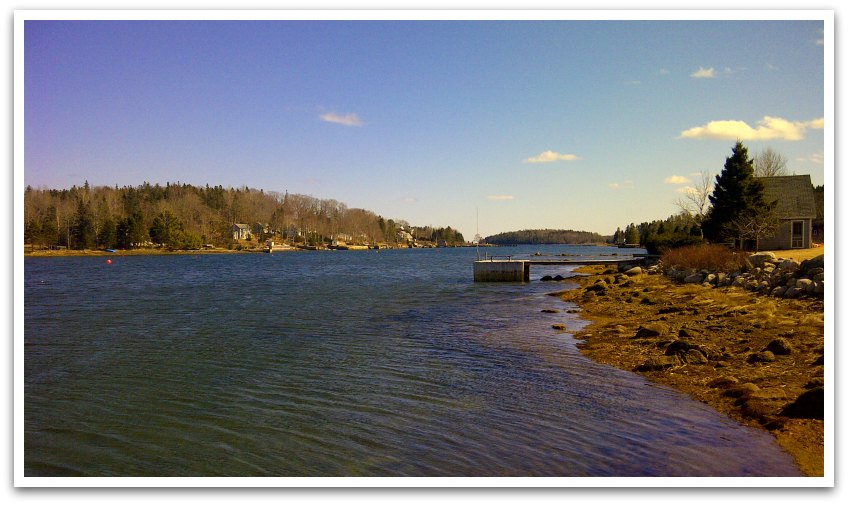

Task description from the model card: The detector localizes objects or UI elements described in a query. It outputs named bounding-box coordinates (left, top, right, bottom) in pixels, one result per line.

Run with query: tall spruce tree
left=702, top=141, right=772, bottom=247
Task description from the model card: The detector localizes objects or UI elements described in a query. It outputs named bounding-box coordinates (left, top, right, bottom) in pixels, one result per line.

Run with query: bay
left=23, top=245, right=801, bottom=477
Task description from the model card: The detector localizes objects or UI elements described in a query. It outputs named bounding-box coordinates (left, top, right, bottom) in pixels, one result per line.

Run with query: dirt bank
left=555, top=265, right=825, bottom=477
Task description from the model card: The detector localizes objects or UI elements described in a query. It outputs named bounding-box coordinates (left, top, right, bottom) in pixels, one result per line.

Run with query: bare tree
left=675, top=171, right=713, bottom=228
left=753, top=147, right=789, bottom=177
left=730, top=208, right=781, bottom=252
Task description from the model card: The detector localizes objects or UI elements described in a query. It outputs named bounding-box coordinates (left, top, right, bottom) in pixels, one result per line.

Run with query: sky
left=22, top=13, right=828, bottom=240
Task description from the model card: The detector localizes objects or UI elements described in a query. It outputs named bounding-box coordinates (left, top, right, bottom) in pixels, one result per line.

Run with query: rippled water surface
left=24, top=245, right=800, bottom=477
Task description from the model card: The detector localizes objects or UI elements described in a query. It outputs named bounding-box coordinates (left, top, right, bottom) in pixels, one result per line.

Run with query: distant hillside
left=484, top=229, right=608, bottom=245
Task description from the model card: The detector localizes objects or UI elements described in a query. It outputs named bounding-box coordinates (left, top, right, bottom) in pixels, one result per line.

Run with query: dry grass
left=763, top=247, right=824, bottom=263
left=660, top=244, right=746, bottom=273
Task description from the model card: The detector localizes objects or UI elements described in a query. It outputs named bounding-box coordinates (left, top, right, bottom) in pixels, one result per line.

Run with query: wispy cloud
left=676, top=186, right=698, bottom=195
left=659, top=68, right=670, bottom=75
left=816, top=29, right=824, bottom=46
left=319, top=112, right=364, bottom=127
left=690, top=66, right=716, bottom=79
left=679, top=116, right=824, bottom=141
left=796, top=153, right=824, bottom=165
left=487, top=195, right=515, bottom=201
left=522, top=150, right=579, bottom=164
left=664, top=175, right=691, bottom=184
left=765, top=63, right=779, bottom=71
left=608, top=181, right=634, bottom=190
left=402, top=196, right=418, bottom=204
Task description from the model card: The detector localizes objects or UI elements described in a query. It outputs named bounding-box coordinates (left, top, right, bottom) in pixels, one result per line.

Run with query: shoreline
left=556, top=263, right=824, bottom=477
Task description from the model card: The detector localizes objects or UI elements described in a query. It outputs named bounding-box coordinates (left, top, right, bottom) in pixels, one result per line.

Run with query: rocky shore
left=554, top=255, right=825, bottom=477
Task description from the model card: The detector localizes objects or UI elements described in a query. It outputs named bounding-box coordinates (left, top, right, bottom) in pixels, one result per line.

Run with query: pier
left=473, top=255, right=645, bottom=282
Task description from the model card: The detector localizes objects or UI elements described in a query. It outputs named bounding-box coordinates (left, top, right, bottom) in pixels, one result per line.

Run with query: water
left=23, top=245, right=801, bottom=477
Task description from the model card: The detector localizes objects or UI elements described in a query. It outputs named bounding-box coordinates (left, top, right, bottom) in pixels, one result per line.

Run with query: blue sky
left=23, top=16, right=827, bottom=239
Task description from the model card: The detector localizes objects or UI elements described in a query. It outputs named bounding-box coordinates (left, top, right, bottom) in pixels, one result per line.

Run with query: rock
left=552, top=323, right=567, bottom=330
left=623, top=266, right=643, bottom=276
left=634, top=325, right=663, bottom=339
left=784, top=287, right=804, bottom=298
left=799, top=255, right=824, bottom=276
left=585, top=283, right=606, bottom=293
left=634, top=355, right=680, bottom=372
left=678, top=328, right=698, bottom=339
left=778, top=259, right=801, bottom=272
left=553, top=275, right=566, bottom=281
left=684, top=273, right=704, bottom=284
left=747, top=252, right=777, bottom=269
left=780, top=387, right=824, bottom=419
left=765, top=338, right=792, bottom=355
left=708, top=376, right=739, bottom=388
left=724, top=382, right=760, bottom=398
left=664, top=339, right=691, bottom=356
left=746, top=351, right=776, bottom=363
left=796, top=278, right=813, bottom=289
left=811, top=355, right=824, bottom=366
left=683, top=349, right=708, bottom=364
left=541, top=309, right=560, bottom=313
left=540, top=275, right=554, bottom=281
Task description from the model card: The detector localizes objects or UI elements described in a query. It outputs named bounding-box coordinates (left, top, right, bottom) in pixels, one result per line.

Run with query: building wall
left=758, top=219, right=812, bottom=250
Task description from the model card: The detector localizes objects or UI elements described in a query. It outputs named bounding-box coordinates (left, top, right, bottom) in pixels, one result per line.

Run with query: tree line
left=23, top=182, right=465, bottom=250
left=484, top=229, right=607, bottom=245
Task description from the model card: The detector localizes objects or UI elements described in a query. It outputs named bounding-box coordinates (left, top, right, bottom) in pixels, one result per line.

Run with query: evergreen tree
left=702, top=141, right=773, bottom=247
left=624, top=223, right=639, bottom=245
left=73, top=198, right=96, bottom=249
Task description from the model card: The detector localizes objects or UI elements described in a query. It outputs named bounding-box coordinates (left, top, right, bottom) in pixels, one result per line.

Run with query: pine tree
left=702, top=141, right=773, bottom=247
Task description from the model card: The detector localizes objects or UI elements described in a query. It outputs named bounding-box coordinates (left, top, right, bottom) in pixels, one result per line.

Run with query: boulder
left=552, top=323, right=567, bottom=330
left=708, top=376, right=739, bottom=389
left=777, top=259, right=801, bottom=273
left=634, top=355, right=680, bottom=372
left=684, top=273, right=704, bottom=284
left=780, top=387, right=824, bottom=420
left=541, top=308, right=560, bottom=313
left=540, top=275, right=554, bottom=281
left=747, top=252, right=777, bottom=269
left=623, top=266, right=643, bottom=276
left=724, top=382, right=760, bottom=398
left=664, top=339, right=691, bottom=356
left=634, top=325, right=663, bottom=339
left=799, top=255, right=825, bottom=276
left=746, top=351, right=776, bottom=363
left=765, top=338, right=792, bottom=355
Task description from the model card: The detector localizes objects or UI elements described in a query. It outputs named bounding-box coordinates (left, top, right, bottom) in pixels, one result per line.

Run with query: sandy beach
left=555, top=251, right=825, bottom=476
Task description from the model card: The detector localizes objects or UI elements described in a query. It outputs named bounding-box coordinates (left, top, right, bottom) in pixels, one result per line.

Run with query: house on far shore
left=757, top=175, right=817, bottom=250
left=231, top=223, right=252, bottom=241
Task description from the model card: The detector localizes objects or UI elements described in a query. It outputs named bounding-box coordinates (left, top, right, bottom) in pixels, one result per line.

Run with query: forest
left=484, top=229, right=608, bottom=245
left=23, top=182, right=465, bottom=250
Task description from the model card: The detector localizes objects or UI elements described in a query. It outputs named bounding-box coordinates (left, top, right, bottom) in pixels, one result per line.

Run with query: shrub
left=660, top=243, right=746, bottom=273
left=643, top=232, right=704, bottom=255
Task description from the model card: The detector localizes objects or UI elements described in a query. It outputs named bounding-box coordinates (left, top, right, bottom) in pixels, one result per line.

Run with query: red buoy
left=106, top=259, right=112, bottom=264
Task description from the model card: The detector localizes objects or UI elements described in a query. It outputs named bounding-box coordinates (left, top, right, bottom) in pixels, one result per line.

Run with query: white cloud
left=522, top=150, right=579, bottom=164
left=402, top=196, right=418, bottom=203
left=690, top=67, right=716, bottom=79
left=608, top=181, right=633, bottom=190
left=487, top=195, right=515, bottom=201
left=664, top=175, right=691, bottom=184
left=319, top=112, right=364, bottom=127
left=676, top=186, right=697, bottom=195
left=679, top=116, right=825, bottom=141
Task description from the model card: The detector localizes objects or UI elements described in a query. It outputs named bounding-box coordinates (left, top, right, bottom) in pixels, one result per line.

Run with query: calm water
left=24, top=245, right=801, bottom=477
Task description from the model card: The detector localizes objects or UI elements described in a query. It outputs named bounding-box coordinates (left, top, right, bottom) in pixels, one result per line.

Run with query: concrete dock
left=473, top=256, right=644, bottom=282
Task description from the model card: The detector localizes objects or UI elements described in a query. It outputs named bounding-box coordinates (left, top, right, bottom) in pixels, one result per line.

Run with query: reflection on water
left=24, top=246, right=800, bottom=476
